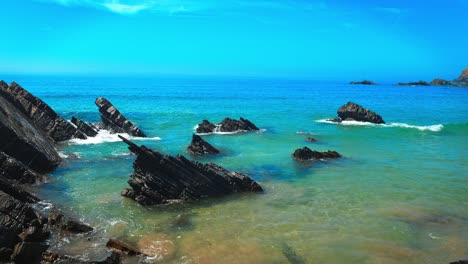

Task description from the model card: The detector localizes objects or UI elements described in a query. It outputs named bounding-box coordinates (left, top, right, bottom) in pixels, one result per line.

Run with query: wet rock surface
left=0, top=152, right=46, bottom=184
left=119, top=135, right=263, bottom=206
left=0, top=94, right=61, bottom=173
left=196, top=117, right=259, bottom=133
left=95, top=97, right=146, bottom=137
left=0, top=81, right=85, bottom=142
left=187, top=134, right=220, bottom=155
left=335, top=101, right=385, bottom=124
left=71, top=116, right=99, bottom=137
left=293, top=147, right=342, bottom=161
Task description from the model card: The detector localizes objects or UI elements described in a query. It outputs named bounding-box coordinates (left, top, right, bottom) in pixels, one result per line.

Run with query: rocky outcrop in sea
left=0, top=81, right=86, bottom=141
left=71, top=117, right=99, bottom=137
left=95, top=97, right=146, bottom=137
left=330, top=102, right=385, bottom=124
left=187, top=134, right=220, bottom=155
left=396, top=80, right=430, bottom=86
left=292, top=147, right=342, bottom=161
left=119, top=135, right=263, bottom=206
left=0, top=91, right=61, bottom=173
left=350, top=80, right=377, bottom=85
left=0, top=81, right=118, bottom=262
left=196, top=117, right=259, bottom=134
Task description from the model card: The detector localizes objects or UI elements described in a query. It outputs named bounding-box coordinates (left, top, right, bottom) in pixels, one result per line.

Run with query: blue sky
left=1, top=0, right=468, bottom=80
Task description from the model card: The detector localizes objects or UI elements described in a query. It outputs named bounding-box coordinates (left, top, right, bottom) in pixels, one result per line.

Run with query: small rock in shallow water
left=187, top=134, right=220, bottom=155
left=106, top=238, right=142, bottom=256
left=292, top=147, right=342, bottom=162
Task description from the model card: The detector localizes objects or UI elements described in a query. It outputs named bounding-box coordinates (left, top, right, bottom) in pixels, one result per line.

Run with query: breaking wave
left=316, top=119, right=444, bottom=132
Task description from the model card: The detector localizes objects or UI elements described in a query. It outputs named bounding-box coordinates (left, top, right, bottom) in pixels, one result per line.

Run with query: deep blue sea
left=3, top=75, right=467, bottom=263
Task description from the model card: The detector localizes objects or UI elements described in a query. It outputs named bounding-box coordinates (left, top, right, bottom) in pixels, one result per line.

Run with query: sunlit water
left=4, top=75, right=467, bottom=263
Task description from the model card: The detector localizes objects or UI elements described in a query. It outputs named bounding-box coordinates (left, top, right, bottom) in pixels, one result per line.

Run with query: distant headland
left=350, top=68, right=468, bottom=87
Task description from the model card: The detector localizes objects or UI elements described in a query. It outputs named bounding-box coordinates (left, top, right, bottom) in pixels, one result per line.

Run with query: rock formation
left=119, top=135, right=262, bottom=206
left=0, top=94, right=61, bottom=173
left=456, top=68, right=468, bottom=83
left=95, top=97, right=146, bottom=137
left=0, top=173, right=94, bottom=262
left=396, top=80, right=430, bottom=86
left=306, top=137, right=317, bottom=142
left=187, top=134, right=220, bottom=155
left=0, top=81, right=86, bottom=142
left=292, top=147, right=342, bottom=161
left=331, top=102, right=385, bottom=124
left=0, top=152, right=45, bottom=184
left=430, top=78, right=452, bottom=86
left=71, top=117, right=99, bottom=137
left=350, top=80, right=377, bottom=85
left=195, top=117, right=259, bottom=134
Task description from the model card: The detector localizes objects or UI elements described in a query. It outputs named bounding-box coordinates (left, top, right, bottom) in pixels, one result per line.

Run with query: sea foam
left=316, top=119, right=444, bottom=132
left=68, top=129, right=161, bottom=145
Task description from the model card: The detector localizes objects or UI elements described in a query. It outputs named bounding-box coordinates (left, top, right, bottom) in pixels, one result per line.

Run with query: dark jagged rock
left=0, top=81, right=86, bottom=142
left=0, top=152, right=46, bottom=184
left=293, top=147, right=342, bottom=162
left=450, top=261, right=468, bottom=264
left=187, top=134, right=220, bottom=155
left=46, top=208, right=93, bottom=234
left=350, top=80, right=377, bottom=85
left=11, top=242, right=49, bottom=263
left=396, top=80, right=430, bottom=86
left=119, top=135, right=263, bottom=206
left=430, top=78, right=452, bottom=86
left=0, top=94, right=61, bottom=174
left=61, top=219, right=93, bottom=234
left=0, top=177, right=39, bottom=233
left=195, top=117, right=259, bottom=134
left=195, top=120, right=216, bottom=134
left=335, top=102, right=385, bottom=124
left=95, top=97, right=146, bottom=137
left=106, top=239, right=142, bottom=256
left=71, top=117, right=98, bottom=137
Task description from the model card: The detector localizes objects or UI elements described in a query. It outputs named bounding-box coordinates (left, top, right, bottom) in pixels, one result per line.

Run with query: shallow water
left=4, top=75, right=467, bottom=263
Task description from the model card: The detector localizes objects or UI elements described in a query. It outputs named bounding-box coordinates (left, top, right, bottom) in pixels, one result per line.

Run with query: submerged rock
left=396, top=80, right=430, bottom=86
left=95, top=97, right=146, bottom=137
left=292, top=147, right=342, bottom=162
left=306, top=137, right=317, bottom=142
left=195, top=117, right=259, bottom=134
left=0, top=93, right=61, bottom=174
left=106, top=239, right=142, bottom=256
left=187, top=134, right=220, bottom=155
left=430, top=78, right=452, bottom=86
left=350, top=80, right=377, bottom=85
left=71, top=117, right=99, bottom=137
left=119, top=135, right=263, bottom=206
left=0, top=152, right=46, bottom=184
left=335, top=101, right=385, bottom=124
left=0, top=81, right=86, bottom=142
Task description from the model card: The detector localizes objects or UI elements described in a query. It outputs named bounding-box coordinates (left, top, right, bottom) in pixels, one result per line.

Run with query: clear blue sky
left=1, top=0, right=468, bottom=80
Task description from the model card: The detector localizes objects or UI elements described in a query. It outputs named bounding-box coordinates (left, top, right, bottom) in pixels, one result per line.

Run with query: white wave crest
left=68, top=129, right=161, bottom=145
left=316, top=119, right=443, bottom=132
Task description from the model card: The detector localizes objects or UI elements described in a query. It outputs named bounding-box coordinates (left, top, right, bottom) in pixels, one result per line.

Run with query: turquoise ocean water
left=3, top=75, right=467, bottom=263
